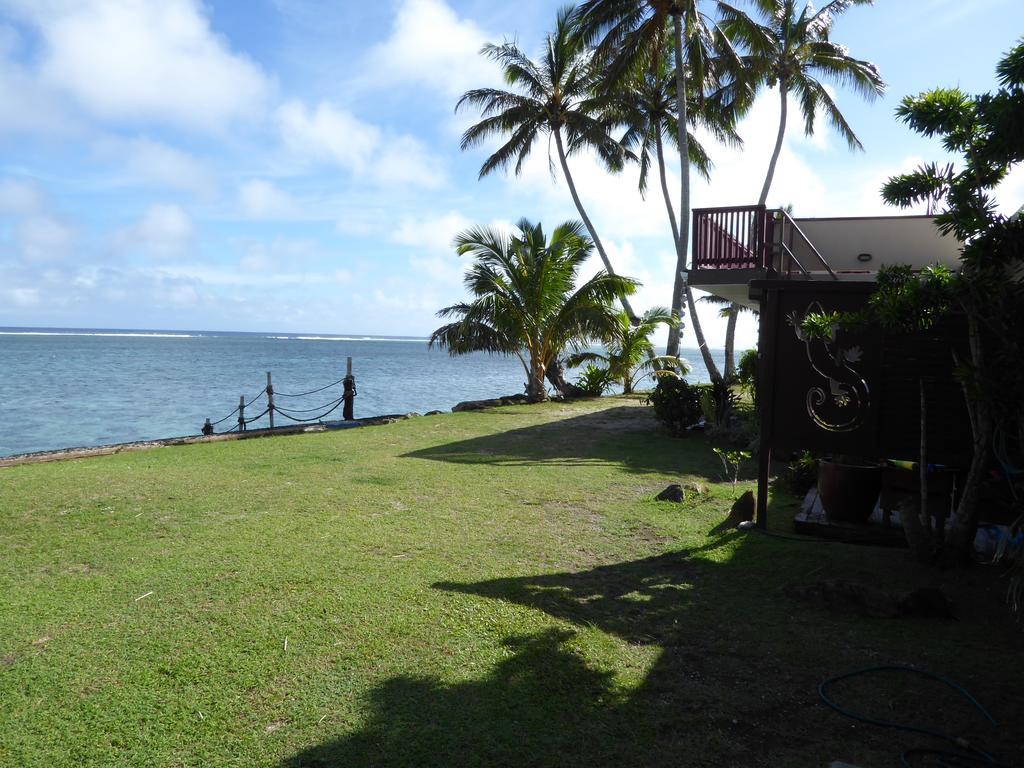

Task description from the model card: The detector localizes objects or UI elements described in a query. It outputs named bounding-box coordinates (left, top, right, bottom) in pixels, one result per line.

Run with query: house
left=686, top=204, right=968, bottom=529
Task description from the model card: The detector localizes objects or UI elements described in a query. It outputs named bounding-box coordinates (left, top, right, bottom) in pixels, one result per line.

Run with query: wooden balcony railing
left=692, top=205, right=772, bottom=271
left=691, top=205, right=838, bottom=279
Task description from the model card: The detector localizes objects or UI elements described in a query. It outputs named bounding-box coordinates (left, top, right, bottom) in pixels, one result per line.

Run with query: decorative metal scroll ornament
left=788, top=302, right=870, bottom=432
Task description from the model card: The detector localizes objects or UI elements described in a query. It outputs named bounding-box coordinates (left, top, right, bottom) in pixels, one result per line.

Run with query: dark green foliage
left=575, top=364, right=616, bottom=396
left=697, top=380, right=740, bottom=435
left=737, top=347, right=758, bottom=406
left=803, top=38, right=1024, bottom=567
left=784, top=450, right=819, bottom=496
left=647, top=376, right=703, bottom=436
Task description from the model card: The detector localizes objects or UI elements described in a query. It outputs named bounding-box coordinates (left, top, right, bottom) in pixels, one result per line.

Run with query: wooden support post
left=754, top=284, right=779, bottom=529
left=267, top=372, right=274, bottom=430
left=238, top=395, right=246, bottom=432
left=343, top=357, right=355, bottom=421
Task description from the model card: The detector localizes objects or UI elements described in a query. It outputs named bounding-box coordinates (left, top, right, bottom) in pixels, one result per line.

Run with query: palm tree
left=576, top=0, right=740, bottom=372
left=718, top=0, right=885, bottom=207
left=607, top=45, right=746, bottom=380
left=456, top=7, right=640, bottom=321
left=430, top=218, right=638, bottom=403
left=567, top=306, right=686, bottom=393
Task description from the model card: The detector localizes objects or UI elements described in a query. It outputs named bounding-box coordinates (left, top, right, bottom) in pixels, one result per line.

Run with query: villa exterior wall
left=789, top=215, right=962, bottom=275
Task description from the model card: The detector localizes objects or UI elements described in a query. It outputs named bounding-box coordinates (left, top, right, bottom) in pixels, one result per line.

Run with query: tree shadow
left=282, top=540, right=818, bottom=768
left=403, top=405, right=747, bottom=481
left=281, top=534, right=1021, bottom=767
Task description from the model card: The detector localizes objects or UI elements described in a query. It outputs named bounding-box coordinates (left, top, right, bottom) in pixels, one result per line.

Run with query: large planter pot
left=818, top=459, right=882, bottom=524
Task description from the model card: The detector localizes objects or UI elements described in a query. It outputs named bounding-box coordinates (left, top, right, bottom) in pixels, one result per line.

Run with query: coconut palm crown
left=430, top=219, right=639, bottom=403
left=567, top=306, right=687, bottom=393
left=718, top=0, right=885, bottom=206
left=457, top=6, right=639, bottom=320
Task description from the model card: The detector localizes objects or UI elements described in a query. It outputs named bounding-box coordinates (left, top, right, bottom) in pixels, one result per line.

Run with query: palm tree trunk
left=554, top=129, right=638, bottom=323
left=546, top=357, right=586, bottom=398
left=758, top=84, right=789, bottom=207
left=723, top=305, right=738, bottom=381
left=656, top=126, right=722, bottom=382
left=527, top=353, right=548, bottom=403
left=668, top=12, right=691, bottom=362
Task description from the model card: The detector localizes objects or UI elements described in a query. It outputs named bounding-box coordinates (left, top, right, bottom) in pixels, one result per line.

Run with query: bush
left=784, top=451, right=819, bottom=495
left=647, top=376, right=703, bottom=436
left=696, top=380, right=740, bottom=435
left=575, top=364, right=615, bottom=396
left=737, top=348, right=758, bottom=405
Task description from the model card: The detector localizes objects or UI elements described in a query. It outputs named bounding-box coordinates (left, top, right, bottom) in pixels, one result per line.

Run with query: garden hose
left=818, top=665, right=1011, bottom=767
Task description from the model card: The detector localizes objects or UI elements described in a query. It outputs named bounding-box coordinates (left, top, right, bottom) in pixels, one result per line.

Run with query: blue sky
left=1, top=0, right=1022, bottom=347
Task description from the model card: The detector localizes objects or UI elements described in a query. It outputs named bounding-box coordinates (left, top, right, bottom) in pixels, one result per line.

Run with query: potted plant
left=817, top=455, right=882, bottom=524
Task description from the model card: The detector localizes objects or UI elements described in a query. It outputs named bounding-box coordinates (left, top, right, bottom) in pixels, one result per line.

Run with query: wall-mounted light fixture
left=857, top=253, right=873, bottom=263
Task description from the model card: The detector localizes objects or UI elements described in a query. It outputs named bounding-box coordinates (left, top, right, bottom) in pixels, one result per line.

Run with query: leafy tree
left=803, top=39, right=1024, bottom=564
left=576, top=0, right=740, bottom=371
left=567, top=306, right=686, bottom=393
left=457, top=7, right=639, bottom=320
left=430, top=219, right=639, bottom=403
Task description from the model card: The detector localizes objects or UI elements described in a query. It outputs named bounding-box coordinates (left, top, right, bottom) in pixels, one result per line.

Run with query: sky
left=1, top=0, right=1023, bottom=349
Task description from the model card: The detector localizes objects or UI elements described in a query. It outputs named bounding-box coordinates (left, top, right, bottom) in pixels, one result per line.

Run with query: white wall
left=788, top=215, right=962, bottom=276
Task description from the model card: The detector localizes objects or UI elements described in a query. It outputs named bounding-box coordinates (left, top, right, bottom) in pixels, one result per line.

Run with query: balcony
left=689, top=205, right=963, bottom=308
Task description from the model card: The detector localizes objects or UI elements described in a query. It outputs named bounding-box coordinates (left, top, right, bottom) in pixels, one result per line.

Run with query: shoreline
left=0, top=413, right=427, bottom=468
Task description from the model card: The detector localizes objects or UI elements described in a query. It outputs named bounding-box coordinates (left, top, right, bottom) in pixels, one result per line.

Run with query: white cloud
left=156, top=263, right=351, bottom=287
left=238, top=179, right=299, bottom=220
left=376, top=135, right=447, bottom=189
left=0, top=178, right=46, bottom=216
left=997, top=164, right=1024, bottom=216
left=363, top=0, right=498, bottom=99
left=276, top=99, right=379, bottom=173
left=0, top=24, right=77, bottom=136
left=392, top=210, right=472, bottom=251
left=3, top=0, right=272, bottom=131
left=93, top=136, right=216, bottom=195
left=276, top=99, right=447, bottom=188
left=117, top=203, right=194, bottom=256
left=16, top=215, right=75, bottom=261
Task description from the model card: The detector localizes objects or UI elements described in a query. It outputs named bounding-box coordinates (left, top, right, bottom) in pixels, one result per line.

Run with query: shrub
left=784, top=451, right=819, bottom=495
left=647, top=376, right=703, bottom=436
left=575, top=364, right=615, bottom=396
left=696, top=380, right=740, bottom=436
left=737, top=348, right=758, bottom=405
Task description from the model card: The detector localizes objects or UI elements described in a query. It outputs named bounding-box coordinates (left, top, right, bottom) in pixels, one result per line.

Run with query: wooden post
left=267, top=372, right=274, bottom=430
left=754, top=284, right=779, bottom=529
left=238, top=395, right=246, bottom=432
left=343, top=357, right=355, bottom=421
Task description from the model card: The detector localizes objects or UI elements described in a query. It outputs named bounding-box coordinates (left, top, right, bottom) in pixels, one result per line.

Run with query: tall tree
left=714, top=0, right=884, bottom=379
left=430, top=218, right=638, bottom=403
left=719, top=0, right=885, bottom=207
left=577, top=0, right=739, bottom=376
left=457, top=7, right=639, bottom=321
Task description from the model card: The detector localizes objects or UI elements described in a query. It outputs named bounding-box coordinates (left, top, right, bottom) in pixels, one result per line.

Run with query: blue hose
left=818, top=665, right=1010, bottom=767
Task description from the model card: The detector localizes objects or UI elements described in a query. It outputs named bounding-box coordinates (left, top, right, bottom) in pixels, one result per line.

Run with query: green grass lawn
left=1, top=397, right=1021, bottom=767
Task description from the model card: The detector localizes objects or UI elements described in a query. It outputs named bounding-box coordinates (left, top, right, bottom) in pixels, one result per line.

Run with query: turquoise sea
left=0, top=328, right=725, bottom=457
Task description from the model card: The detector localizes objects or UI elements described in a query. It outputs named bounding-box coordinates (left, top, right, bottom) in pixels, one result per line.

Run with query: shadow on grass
left=281, top=539, right=815, bottom=768
left=402, top=405, right=750, bottom=481
left=280, top=533, right=1023, bottom=767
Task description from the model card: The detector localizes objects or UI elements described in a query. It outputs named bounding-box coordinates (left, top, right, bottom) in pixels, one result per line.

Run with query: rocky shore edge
left=0, top=394, right=532, bottom=468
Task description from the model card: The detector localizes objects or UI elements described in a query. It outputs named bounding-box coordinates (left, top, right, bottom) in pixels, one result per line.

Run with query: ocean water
left=0, top=328, right=725, bottom=457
